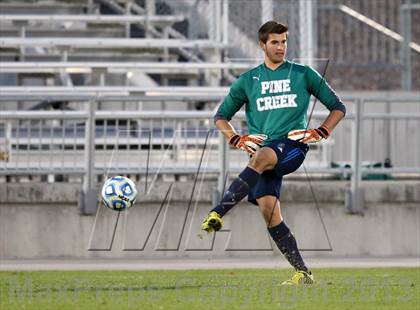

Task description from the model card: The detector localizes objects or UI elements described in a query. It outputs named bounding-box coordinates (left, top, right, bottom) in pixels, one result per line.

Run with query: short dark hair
left=258, top=21, right=288, bottom=43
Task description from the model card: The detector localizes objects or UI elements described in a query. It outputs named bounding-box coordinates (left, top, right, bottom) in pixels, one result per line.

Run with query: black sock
left=268, top=221, right=309, bottom=272
left=211, top=167, right=260, bottom=217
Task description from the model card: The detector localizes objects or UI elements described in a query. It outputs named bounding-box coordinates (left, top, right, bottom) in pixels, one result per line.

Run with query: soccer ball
left=101, top=176, right=138, bottom=211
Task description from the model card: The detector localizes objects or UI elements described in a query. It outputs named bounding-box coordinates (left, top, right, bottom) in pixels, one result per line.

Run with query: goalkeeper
left=201, top=21, right=345, bottom=285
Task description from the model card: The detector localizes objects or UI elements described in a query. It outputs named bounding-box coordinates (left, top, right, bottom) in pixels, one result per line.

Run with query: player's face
left=260, top=32, right=288, bottom=64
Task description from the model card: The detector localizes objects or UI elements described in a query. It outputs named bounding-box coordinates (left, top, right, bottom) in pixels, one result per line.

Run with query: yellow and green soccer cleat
left=201, top=211, right=223, bottom=232
left=281, top=270, right=314, bottom=286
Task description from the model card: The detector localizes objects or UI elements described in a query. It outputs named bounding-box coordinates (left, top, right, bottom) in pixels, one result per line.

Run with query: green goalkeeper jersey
left=215, top=60, right=344, bottom=143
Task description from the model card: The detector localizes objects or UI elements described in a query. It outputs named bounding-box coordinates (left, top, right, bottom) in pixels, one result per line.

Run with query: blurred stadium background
left=0, top=0, right=419, bottom=262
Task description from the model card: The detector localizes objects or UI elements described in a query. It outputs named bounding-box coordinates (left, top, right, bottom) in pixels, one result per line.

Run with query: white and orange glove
left=229, top=133, right=268, bottom=155
left=287, top=126, right=331, bottom=144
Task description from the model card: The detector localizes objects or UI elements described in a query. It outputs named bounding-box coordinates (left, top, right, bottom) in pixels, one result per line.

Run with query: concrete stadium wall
left=1, top=181, right=419, bottom=259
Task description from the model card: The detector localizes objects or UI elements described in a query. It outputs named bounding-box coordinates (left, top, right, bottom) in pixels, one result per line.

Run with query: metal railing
left=0, top=112, right=344, bottom=172
left=0, top=61, right=257, bottom=74
left=1, top=93, right=419, bottom=213
left=0, top=38, right=226, bottom=49
left=0, top=14, right=185, bottom=26
left=0, top=93, right=420, bottom=174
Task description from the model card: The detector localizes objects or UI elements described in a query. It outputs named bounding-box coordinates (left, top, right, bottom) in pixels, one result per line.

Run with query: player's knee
left=258, top=199, right=277, bottom=212
left=249, top=147, right=276, bottom=171
left=258, top=201, right=283, bottom=225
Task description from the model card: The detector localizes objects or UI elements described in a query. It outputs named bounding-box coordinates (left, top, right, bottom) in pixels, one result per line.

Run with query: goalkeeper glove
left=287, top=126, right=330, bottom=144
left=229, top=133, right=268, bottom=155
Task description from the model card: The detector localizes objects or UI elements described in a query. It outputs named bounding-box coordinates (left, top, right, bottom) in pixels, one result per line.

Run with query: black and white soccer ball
left=101, top=176, right=138, bottom=211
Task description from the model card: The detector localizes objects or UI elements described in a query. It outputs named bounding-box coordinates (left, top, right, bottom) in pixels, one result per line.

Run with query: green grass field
left=1, top=268, right=419, bottom=310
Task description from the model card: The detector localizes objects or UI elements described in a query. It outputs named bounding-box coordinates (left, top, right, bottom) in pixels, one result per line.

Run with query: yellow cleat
left=201, top=211, right=223, bottom=232
left=281, top=270, right=314, bottom=286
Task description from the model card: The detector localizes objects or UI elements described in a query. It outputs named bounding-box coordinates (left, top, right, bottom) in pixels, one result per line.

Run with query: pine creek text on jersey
left=256, top=79, right=298, bottom=111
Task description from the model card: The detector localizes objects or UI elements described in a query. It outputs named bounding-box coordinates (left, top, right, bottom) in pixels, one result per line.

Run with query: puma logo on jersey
left=252, top=75, right=260, bottom=81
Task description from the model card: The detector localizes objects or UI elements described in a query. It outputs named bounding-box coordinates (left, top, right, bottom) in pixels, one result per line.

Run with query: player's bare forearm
left=215, top=119, right=238, bottom=140
left=320, top=110, right=345, bottom=132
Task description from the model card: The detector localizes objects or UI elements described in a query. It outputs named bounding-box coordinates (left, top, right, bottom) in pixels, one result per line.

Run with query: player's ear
left=259, top=41, right=265, bottom=51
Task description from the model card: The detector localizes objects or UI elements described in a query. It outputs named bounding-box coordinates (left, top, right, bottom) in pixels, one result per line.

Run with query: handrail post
left=79, top=100, right=97, bottom=215
left=215, top=130, right=228, bottom=206
left=346, top=99, right=364, bottom=214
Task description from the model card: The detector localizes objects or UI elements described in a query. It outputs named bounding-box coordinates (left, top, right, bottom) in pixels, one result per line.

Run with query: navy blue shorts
left=248, top=138, right=309, bottom=205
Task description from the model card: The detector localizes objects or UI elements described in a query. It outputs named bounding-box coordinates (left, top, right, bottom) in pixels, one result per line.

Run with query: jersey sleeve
left=214, top=75, right=248, bottom=122
left=305, top=66, right=346, bottom=114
